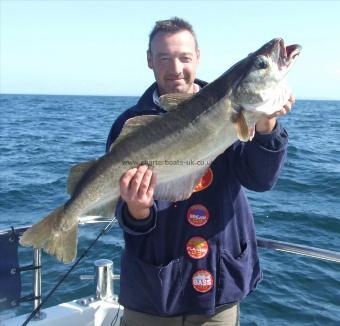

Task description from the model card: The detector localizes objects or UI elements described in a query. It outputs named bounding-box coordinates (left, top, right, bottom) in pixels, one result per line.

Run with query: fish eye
left=254, top=56, right=268, bottom=69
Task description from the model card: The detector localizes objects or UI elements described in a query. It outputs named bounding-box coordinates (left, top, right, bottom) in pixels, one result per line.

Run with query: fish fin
left=248, top=124, right=256, bottom=141
left=154, top=167, right=208, bottom=201
left=109, top=115, right=160, bottom=152
left=19, top=206, right=78, bottom=263
left=67, top=160, right=97, bottom=195
left=159, top=93, right=194, bottom=111
left=82, top=198, right=118, bottom=219
left=232, top=111, right=249, bottom=142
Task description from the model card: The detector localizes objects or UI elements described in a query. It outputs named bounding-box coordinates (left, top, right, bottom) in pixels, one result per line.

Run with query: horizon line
left=1, top=92, right=339, bottom=102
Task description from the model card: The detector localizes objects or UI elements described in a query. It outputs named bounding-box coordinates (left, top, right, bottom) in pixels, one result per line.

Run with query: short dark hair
left=148, top=17, right=198, bottom=51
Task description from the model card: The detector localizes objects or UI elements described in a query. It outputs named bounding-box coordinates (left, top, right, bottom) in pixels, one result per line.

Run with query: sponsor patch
left=186, top=236, right=209, bottom=259
left=193, top=168, right=213, bottom=192
left=187, top=204, right=209, bottom=227
left=192, top=270, right=214, bottom=293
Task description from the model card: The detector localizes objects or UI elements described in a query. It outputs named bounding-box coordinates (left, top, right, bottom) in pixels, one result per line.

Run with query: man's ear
left=196, top=48, right=201, bottom=64
left=147, top=50, right=153, bottom=69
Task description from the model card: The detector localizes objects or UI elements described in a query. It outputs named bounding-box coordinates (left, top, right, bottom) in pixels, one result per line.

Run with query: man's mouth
left=166, top=78, right=184, bottom=81
left=166, top=74, right=185, bottom=81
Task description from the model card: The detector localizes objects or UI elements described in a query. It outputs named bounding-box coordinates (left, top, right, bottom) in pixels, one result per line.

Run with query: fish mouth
left=278, top=38, right=301, bottom=71
left=269, top=38, right=301, bottom=74
left=259, top=38, right=302, bottom=72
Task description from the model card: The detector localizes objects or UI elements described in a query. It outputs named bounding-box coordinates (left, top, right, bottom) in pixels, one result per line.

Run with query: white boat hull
left=1, top=297, right=123, bottom=326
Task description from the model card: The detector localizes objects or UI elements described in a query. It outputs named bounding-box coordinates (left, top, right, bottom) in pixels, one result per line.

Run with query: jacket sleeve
left=106, top=107, right=159, bottom=235
left=228, top=122, right=288, bottom=192
left=115, top=198, right=158, bottom=235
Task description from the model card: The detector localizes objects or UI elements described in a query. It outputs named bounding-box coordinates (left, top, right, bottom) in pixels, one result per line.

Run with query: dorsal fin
left=67, top=160, right=97, bottom=195
left=109, top=115, right=160, bottom=152
left=159, top=93, right=194, bottom=111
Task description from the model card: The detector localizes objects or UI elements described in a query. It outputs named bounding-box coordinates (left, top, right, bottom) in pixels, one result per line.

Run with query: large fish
left=20, top=38, right=301, bottom=263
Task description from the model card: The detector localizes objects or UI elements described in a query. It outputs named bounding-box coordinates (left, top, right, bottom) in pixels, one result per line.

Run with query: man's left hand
left=256, top=94, right=295, bottom=134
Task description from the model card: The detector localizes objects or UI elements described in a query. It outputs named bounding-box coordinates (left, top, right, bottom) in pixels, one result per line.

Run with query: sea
left=0, top=94, right=339, bottom=325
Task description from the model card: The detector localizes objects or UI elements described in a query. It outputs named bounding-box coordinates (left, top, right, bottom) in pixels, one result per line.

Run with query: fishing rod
left=20, top=218, right=116, bottom=326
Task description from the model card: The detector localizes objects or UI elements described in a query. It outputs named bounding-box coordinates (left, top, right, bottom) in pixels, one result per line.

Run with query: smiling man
left=147, top=28, right=200, bottom=95
left=106, top=17, right=294, bottom=326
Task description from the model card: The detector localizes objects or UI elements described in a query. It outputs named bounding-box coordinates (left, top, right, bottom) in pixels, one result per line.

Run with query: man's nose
left=169, top=58, right=183, bottom=74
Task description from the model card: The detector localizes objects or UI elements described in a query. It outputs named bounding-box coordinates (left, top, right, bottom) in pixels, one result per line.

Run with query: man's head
left=147, top=17, right=200, bottom=95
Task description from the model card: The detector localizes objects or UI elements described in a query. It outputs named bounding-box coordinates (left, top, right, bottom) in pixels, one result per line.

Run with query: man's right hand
left=119, top=165, right=157, bottom=220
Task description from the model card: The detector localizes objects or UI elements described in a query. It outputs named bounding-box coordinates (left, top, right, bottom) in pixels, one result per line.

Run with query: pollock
left=20, top=38, right=301, bottom=263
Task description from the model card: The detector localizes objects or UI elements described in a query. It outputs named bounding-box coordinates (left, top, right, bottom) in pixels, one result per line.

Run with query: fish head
left=230, top=38, right=301, bottom=140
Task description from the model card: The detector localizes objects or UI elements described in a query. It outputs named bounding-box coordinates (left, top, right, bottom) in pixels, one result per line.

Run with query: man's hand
left=119, top=165, right=157, bottom=220
left=256, top=94, right=295, bottom=133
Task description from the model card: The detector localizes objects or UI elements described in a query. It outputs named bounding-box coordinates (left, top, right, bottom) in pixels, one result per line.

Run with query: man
left=106, top=17, right=294, bottom=326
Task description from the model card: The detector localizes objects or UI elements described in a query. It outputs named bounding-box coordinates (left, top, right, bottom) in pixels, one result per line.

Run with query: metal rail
left=82, top=217, right=340, bottom=264
left=1, top=221, right=339, bottom=323
left=32, top=248, right=45, bottom=320
left=257, top=237, right=340, bottom=263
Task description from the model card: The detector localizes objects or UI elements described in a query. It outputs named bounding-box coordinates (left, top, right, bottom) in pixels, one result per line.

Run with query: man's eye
left=160, top=57, right=169, bottom=61
left=181, top=57, right=192, bottom=63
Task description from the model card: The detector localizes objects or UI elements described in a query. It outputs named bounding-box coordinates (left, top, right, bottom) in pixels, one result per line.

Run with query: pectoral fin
left=232, top=111, right=250, bottom=142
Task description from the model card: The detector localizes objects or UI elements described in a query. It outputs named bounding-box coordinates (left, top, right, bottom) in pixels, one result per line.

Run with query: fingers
left=119, top=167, right=137, bottom=199
left=146, top=172, right=157, bottom=198
left=271, top=93, right=296, bottom=118
left=137, top=167, right=153, bottom=197
left=284, top=94, right=295, bottom=113
left=289, top=93, right=296, bottom=104
left=119, top=165, right=155, bottom=205
left=129, top=165, right=149, bottom=198
left=282, top=104, right=291, bottom=115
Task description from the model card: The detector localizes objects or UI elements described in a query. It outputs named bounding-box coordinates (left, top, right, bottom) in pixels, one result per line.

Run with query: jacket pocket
left=218, top=242, right=256, bottom=303
left=119, top=251, right=184, bottom=316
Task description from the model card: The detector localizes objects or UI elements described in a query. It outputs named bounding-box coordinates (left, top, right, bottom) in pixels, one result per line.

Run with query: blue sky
left=1, top=0, right=339, bottom=99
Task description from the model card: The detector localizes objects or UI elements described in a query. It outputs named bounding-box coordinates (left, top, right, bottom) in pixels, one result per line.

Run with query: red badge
left=192, top=270, right=214, bottom=293
left=187, top=204, right=209, bottom=227
left=186, top=236, right=209, bottom=259
left=193, top=168, right=213, bottom=192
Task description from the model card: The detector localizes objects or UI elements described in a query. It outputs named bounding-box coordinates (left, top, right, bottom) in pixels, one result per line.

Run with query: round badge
left=186, top=236, right=209, bottom=259
left=193, top=168, right=213, bottom=192
left=192, top=270, right=214, bottom=293
left=187, top=204, right=209, bottom=227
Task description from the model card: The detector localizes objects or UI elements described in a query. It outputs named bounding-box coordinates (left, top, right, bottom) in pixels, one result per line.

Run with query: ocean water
left=0, top=94, right=339, bottom=325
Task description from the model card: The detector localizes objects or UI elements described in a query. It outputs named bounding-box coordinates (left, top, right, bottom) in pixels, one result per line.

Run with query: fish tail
left=19, top=206, right=78, bottom=263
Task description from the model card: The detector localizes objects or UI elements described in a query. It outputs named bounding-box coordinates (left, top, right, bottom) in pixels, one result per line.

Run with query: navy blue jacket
left=106, top=80, right=288, bottom=316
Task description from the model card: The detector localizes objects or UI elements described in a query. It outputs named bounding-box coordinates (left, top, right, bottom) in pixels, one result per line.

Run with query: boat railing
left=0, top=219, right=339, bottom=321
left=0, top=226, right=45, bottom=320
left=257, top=236, right=340, bottom=263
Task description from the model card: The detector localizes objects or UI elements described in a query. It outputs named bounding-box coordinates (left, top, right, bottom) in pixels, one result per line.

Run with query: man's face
left=147, top=30, right=200, bottom=95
